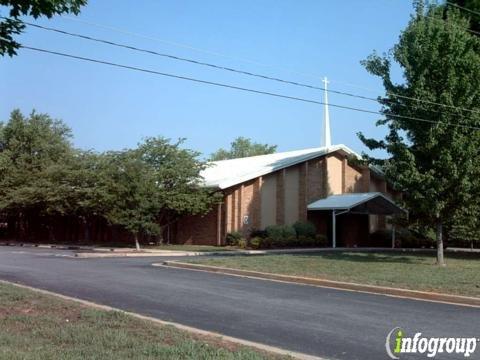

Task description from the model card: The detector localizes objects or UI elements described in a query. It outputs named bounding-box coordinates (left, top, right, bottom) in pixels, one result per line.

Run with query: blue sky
left=1, top=0, right=414, bottom=158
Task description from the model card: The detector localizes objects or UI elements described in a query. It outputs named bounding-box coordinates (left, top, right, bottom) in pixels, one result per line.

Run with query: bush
left=297, top=235, right=315, bottom=247
left=369, top=229, right=393, bottom=247
left=265, top=225, right=296, bottom=248
left=314, top=234, right=328, bottom=247
left=249, top=228, right=268, bottom=239
left=225, top=231, right=244, bottom=246
left=293, top=221, right=316, bottom=239
left=259, top=237, right=272, bottom=249
left=249, top=237, right=262, bottom=249
left=237, top=238, right=248, bottom=249
left=369, top=228, right=433, bottom=248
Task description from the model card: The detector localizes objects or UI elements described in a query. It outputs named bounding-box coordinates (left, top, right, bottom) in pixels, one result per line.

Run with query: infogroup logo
left=385, top=327, right=478, bottom=359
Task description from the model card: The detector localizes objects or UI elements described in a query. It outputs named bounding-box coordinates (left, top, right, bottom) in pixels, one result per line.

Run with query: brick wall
left=276, top=169, right=285, bottom=224
left=174, top=206, right=218, bottom=245
left=239, top=179, right=256, bottom=235
left=306, top=158, right=326, bottom=203
left=298, top=162, right=308, bottom=222
left=326, top=154, right=343, bottom=195
left=344, top=161, right=364, bottom=193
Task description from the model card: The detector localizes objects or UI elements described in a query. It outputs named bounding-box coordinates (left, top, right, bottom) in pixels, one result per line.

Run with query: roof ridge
left=201, top=144, right=359, bottom=189
left=209, top=145, right=329, bottom=164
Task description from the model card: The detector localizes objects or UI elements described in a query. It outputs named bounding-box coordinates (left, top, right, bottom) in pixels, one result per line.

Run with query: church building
left=173, top=79, right=405, bottom=247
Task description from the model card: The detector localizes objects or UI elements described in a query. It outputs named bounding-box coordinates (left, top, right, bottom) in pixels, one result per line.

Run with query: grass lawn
left=0, top=282, right=285, bottom=360
left=187, top=251, right=480, bottom=297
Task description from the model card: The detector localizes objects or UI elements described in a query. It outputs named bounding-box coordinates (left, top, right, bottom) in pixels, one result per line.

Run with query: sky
left=1, top=0, right=414, bottom=158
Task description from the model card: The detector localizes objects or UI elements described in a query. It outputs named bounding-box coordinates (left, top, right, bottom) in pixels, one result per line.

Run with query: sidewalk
left=1, top=241, right=478, bottom=258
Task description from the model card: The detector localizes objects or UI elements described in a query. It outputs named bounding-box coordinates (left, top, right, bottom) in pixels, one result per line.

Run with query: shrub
left=265, top=225, right=296, bottom=248
left=249, top=237, right=262, bottom=249
left=314, top=234, right=328, bottom=247
left=369, top=228, right=433, bottom=248
left=237, top=238, right=248, bottom=249
left=293, top=221, right=316, bottom=239
left=249, top=228, right=268, bottom=239
left=369, top=229, right=393, bottom=247
left=297, top=235, right=315, bottom=247
left=225, top=231, right=243, bottom=246
left=259, top=237, right=272, bottom=249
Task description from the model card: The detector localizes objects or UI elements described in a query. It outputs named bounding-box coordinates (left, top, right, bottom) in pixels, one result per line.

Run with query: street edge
left=0, top=279, right=324, bottom=360
left=159, top=261, right=480, bottom=308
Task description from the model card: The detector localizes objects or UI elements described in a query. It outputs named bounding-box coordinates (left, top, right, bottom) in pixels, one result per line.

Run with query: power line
left=22, top=20, right=480, bottom=116
left=57, top=16, right=480, bottom=115
left=446, top=1, right=480, bottom=17
left=425, top=15, right=480, bottom=35
left=60, top=15, right=325, bottom=82
left=22, top=21, right=377, bottom=101
left=425, top=14, right=480, bottom=36
left=62, top=15, right=386, bottom=96
left=20, top=44, right=480, bottom=131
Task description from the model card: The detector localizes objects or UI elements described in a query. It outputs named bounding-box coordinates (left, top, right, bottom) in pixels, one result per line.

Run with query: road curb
left=74, top=251, right=198, bottom=258
left=0, top=242, right=92, bottom=251
left=0, top=279, right=322, bottom=360
left=72, top=247, right=439, bottom=258
left=159, top=261, right=480, bottom=308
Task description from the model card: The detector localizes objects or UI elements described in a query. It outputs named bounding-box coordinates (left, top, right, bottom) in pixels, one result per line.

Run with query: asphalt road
left=0, top=247, right=478, bottom=360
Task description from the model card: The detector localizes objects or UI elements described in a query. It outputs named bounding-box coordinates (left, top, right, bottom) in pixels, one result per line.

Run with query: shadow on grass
left=281, top=250, right=480, bottom=265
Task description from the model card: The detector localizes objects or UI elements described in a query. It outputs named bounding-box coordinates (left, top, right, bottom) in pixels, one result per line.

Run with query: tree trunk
left=134, top=233, right=141, bottom=251
left=83, top=217, right=90, bottom=243
left=436, top=221, right=446, bottom=266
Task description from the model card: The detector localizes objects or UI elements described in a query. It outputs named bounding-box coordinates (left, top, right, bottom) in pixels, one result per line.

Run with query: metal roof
left=201, top=144, right=362, bottom=189
left=307, top=192, right=406, bottom=215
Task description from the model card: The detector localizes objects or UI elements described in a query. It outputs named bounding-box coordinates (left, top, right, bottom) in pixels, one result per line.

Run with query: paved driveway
left=0, top=247, right=478, bottom=359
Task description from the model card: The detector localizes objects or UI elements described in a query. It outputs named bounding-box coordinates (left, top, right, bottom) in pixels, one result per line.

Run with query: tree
left=0, top=109, right=75, bottom=240
left=0, top=0, right=87, bottom=56
left=0, top=110, right=219, bottom=247
left=448, top=203, right=480, bottom=249
left=100, top=137, right=220, bottom=249
left=446, top=0, right=480, bottom=33
left=209, top=137, right=277, bottom=161
left=358, top=1, right=480, bottom=265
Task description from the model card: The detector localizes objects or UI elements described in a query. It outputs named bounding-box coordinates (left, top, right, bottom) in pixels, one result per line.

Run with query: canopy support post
left=392, top=223, right=396, bottom=249
left=332, top=209, right=349, bottom=248
left=332, top=211, right=336, bottom=248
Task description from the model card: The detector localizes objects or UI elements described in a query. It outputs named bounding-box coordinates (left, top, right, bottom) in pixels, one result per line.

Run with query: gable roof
left=200, top=144, right=363, bottom=189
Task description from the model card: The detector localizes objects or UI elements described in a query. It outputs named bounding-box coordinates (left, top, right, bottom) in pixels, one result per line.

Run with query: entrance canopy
left=307, top=192, right=406, bottom=215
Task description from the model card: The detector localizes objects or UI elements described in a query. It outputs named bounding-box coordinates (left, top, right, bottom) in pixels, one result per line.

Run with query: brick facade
left=174, top=206, right=218, bottom=245
left=174, top=149, right=394, bottom=246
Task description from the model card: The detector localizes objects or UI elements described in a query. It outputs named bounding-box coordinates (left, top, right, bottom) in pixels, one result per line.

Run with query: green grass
left=187, top=251, right=480, bottom=297
left=144, top=244, right=238, bottom=252
left=0, top=283, right=286, bottom=360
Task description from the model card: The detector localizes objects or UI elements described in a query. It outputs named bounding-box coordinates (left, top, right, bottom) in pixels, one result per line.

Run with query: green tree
left=0, top=109, right=75, bottom=240
left=446, top=0, right=480, bottom=33
left=358, top=1, right=480, bottom=265
left=0, top=110, right=218, bottom=247
left=448, top=203, right=480, bottom=249
left=209, top=137, right=277, bottom=161
left=97, top=150, right=160, bottom=250
left=100, top=138, right=219, bottom=249
left=0, top=0, right=87, bottom=56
